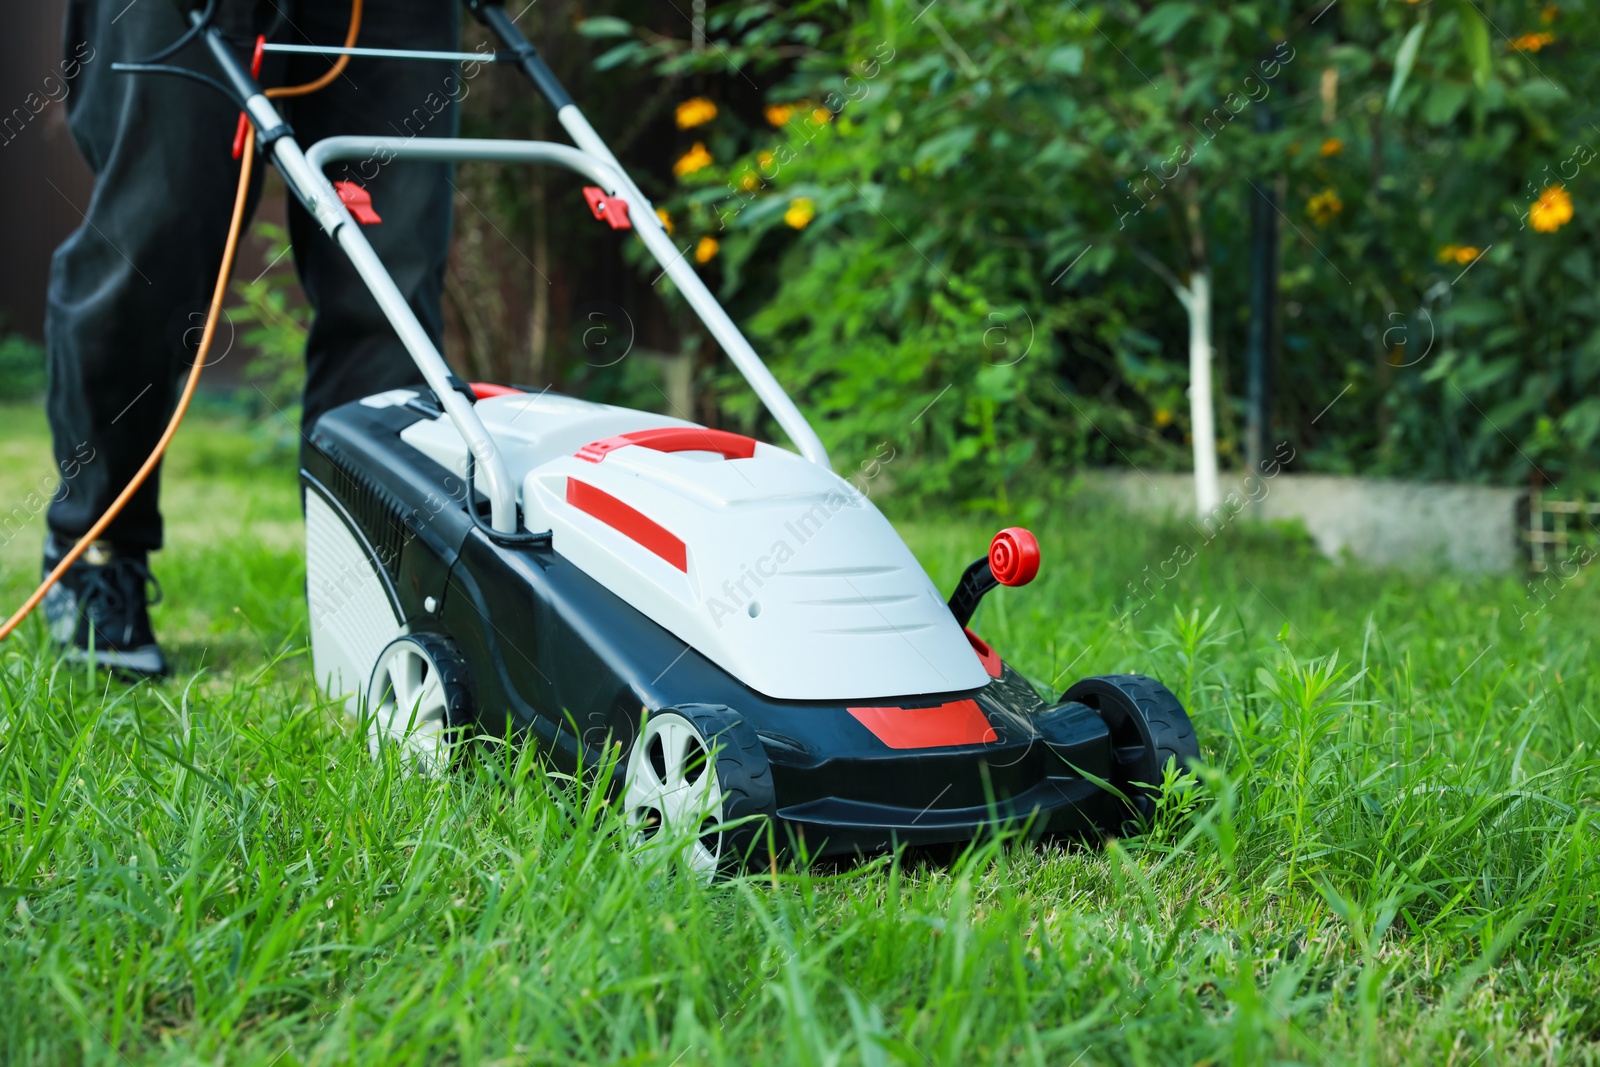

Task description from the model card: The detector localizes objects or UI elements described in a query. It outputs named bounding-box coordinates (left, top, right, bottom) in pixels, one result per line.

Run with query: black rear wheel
left=1060, top=674, right=1198, bottom=824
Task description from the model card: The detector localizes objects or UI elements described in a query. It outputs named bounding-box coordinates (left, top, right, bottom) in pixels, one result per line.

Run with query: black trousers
left=47, top=0, right=462, bottom=551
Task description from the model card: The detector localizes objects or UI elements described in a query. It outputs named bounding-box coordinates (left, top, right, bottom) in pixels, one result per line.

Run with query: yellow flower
left=1437, top=244, right=1481, bottom=265
left=1529, top=184, right=1573, bottom=233
left=811, top=107, right=833, bottom=125
left=672, top=142, right=713, bottom=177
left=1319, top=137, right=1343, bottom=157
left=758, top=150, right=775, bottom=171
left=738, top=170, right=761, bottom=192
left=1307, top=187, right=1343, bottom=226
left=1541, top=5, right=1560, bottom=22
left=783, top=198, right=815, bottom=229
left=764, top=103, right=794, bottom=127
left=674, top=97, right=718, bottom=129
left=1508, top=31, right=1555, bottom=51
left=1154, top=408, right=1173, bottom=428
left=656, top=208, right=674, bottom=235
left=694, top=236, right=719, bottom=263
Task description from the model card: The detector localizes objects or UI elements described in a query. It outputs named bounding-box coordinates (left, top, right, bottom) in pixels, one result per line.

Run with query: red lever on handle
left=582, top=186, right=632, bottom=230
left=231, top=36, right=266, bottom=160
left=335, top=182, right=382, bottom=224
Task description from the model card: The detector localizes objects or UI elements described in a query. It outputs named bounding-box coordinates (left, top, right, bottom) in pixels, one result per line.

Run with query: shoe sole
left=60, top=644, right=168, bottom=679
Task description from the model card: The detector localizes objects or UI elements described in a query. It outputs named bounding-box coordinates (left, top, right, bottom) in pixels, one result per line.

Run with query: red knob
left=989, top=527, right=1040, bottom=586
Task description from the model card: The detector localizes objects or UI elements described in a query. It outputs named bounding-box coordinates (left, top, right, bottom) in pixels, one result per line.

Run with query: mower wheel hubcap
left=368, top=637, right=453, bottom=771
left=624, top=712, right=725, bottom=873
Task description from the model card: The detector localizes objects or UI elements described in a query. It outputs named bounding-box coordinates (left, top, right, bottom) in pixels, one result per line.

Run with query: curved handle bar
left=576, top=428, right=758, bottom=463
left=303, top=136, right=829, bottom=470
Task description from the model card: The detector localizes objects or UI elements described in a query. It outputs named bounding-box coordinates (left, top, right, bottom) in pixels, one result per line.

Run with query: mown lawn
left=1, top=404, right=1596, bottom=1065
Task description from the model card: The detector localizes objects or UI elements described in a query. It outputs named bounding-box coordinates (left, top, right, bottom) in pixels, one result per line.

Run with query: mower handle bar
left=303, top=136, right=830, bottom=474
left=190, top=18, right=523, bottom=532
left=191, top=8, right=827, bottom=536
left=468, top=0, right=832, bottom=469
left=461, top=0, right=828, bottom=470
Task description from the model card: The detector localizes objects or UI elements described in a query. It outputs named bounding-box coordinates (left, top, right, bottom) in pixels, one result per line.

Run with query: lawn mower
left=136, top=2, right=1200, bottom=869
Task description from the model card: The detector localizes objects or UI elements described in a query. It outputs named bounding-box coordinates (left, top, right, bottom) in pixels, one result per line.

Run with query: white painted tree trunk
left=1175, top=271, right=1220, bottom=517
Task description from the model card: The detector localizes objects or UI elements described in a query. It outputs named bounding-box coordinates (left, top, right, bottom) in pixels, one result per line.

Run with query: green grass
left=1, top=404, right=1597, bottom=1065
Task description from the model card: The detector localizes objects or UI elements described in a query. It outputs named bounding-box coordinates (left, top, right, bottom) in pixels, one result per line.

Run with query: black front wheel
left=1060, top=674, right=1198, bottom=823
left=622, top=703, right=777, bottom=875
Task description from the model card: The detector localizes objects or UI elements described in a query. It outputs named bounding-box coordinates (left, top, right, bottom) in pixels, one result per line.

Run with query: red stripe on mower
left=565, top=478, right=687, bottom=571
left=964, top=628, right=1003, bottom=678
left=470, top=382, right=525, bottom=400
left=847, top=699, right=998, bottom=750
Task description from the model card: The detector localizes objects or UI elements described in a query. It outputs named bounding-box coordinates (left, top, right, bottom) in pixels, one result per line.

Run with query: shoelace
left=80, top=556, right=163, bottom=646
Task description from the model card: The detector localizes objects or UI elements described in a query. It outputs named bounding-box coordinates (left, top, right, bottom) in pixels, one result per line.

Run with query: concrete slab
left=1086, top=470, right=1523, bottom=573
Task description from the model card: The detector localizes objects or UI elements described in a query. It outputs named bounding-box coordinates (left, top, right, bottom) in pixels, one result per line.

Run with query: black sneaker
left=41, top=534, right=168, bottom=678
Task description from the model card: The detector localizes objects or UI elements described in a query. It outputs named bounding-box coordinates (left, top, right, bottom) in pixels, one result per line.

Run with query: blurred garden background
left=430, top=0, right=1600, bottom=509
left=5, top=0, right=1597, bottom=513
left=3, top=3, right=1600, bottom=1063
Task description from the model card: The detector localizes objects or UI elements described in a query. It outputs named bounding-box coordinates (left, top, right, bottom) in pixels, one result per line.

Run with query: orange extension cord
left=0, top=2, right=363, bottom=644
left=265, top=0, right=362, bottom=100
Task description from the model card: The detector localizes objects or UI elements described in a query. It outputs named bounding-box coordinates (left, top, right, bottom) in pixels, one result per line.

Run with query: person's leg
left=284, top=0, right=463, bottom=446
left=43, top=0, right=270, bottom=673
left=46, top=0, right=270, bottom=550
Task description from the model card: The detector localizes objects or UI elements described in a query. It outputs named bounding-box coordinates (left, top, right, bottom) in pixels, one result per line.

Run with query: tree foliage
left=539, top=0, right=1599, bottom=503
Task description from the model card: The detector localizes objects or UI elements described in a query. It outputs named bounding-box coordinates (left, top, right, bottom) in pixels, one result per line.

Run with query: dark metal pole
left=1245, top=101, right=1279, bottom=473
left=465, top=0, right=574, bottom=110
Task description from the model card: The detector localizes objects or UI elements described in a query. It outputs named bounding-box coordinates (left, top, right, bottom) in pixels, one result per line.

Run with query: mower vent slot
left=320, top=450, right=409, bottom=586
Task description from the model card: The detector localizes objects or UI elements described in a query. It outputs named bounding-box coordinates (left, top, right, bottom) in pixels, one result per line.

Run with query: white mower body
left=391, top=390, right=988, bottom=702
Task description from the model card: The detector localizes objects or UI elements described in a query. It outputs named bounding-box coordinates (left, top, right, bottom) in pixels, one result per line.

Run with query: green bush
left=588, top=0, right=1599, bottom=503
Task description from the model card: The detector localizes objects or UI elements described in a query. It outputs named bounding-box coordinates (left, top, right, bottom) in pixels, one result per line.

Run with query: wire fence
left=1523, top=493, right=1600, bottom=573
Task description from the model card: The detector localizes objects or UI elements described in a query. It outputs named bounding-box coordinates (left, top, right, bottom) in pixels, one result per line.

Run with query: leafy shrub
left=228, top=223, right=309, bottom=459
left=587, top=0, right=1599, bottom=503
